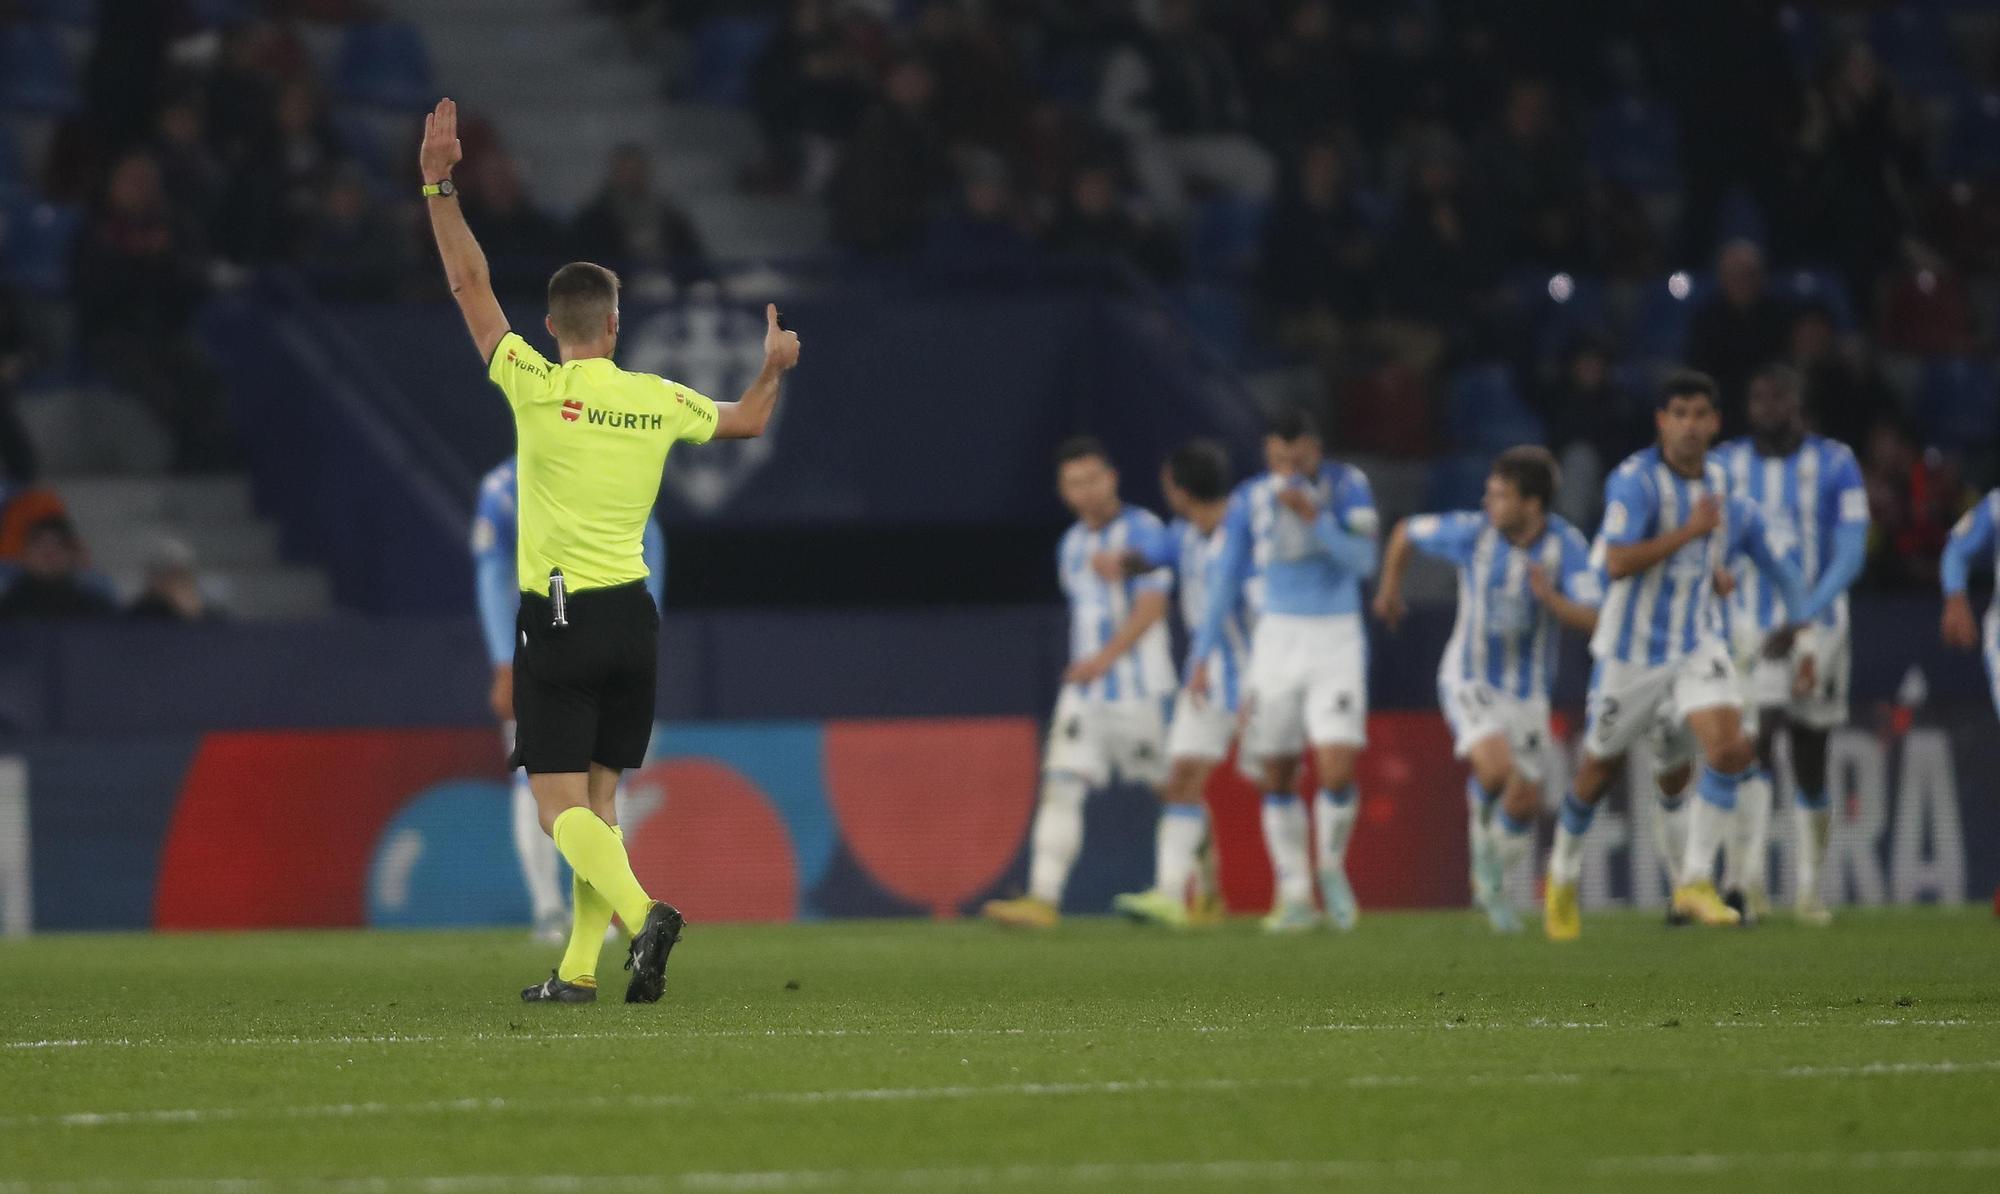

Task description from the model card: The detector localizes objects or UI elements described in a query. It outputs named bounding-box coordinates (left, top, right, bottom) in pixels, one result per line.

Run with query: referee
left=422, top=99, right=800, bottom=1003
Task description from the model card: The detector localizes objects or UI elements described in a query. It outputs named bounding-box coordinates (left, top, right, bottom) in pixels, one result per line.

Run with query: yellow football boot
left=1543, top=879, right=1581, bottom=942
left=980, top=895, right=1059, bottom=929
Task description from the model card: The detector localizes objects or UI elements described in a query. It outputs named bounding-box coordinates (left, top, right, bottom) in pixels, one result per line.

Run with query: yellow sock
left=550, top=807, right=653, bottom=932
left=557, top=827, right=622, bottom=984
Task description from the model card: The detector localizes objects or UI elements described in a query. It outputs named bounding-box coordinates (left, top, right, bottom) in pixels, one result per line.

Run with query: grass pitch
left=3, top=908, right=1998, bottom=1193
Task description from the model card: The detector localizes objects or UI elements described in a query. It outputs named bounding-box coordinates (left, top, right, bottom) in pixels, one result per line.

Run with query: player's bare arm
left=1942, top=591, right=1979, bottom=649
left=1527, top=563, right=1597, bottom=635
left=1603, top=493, right=1719, bottom=580
left=1091, top=548, right=1150, bottom=581
left=421, top=98, right=509, bottom=364
left=1371, top=518, right=1413, bottom=631
left=1065, top=588, right=1168, bottom=684
left=711, top=305, right=800, bottom=440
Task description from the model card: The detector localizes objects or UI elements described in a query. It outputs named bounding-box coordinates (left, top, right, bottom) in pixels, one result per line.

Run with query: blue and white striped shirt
left=1716, top=434, right=1869, bottom=634
left=1408, top=512, right=1600, bottom=700
left=1132, top=516, right=1253, bottom=711
left=1590, top=447, right=1740, bottom=666
left=1190, top=462, right=1378, bottom=665
left=1058, top=505, right=1177, bottom=702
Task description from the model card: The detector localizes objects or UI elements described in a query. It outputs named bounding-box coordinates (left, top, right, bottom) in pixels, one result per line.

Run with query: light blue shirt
left=1058, top=505, right=1177, bottom=702
left=1191, top=462, right=1378, bottom=666
left=1591, top=446, right=1805, bottom=666
left=1132, top=515, right=1253, bottom=711
left=472, top=457, right=666, bottom=666
left=1407, top=511, right=1599, bottom=700
left=1716, top=434, right=1869, bottom=634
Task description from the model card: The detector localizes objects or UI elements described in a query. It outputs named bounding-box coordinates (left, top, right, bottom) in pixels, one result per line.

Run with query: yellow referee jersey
left=488, top=331, right=717, bottom=594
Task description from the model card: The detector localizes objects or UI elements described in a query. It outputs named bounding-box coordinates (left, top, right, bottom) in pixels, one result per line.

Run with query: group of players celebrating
left=985, top=364, right=1889, bottom=940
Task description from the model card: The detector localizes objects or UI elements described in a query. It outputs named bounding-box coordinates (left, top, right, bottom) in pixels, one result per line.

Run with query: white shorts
left=1166, top=690, right=1237, bottom=763
left=1439, top=678, right=1551, bottom=785
left=1043, top=688, right=1171, bottom=787
left=1736, top=626, right=1851, bottom=732
left=1242, top=613, right=1368, bottom=760
left=1584, top=638, right=1740, bottom=762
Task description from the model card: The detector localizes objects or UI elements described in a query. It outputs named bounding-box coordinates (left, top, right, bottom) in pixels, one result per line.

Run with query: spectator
left=0, top=517, right=115, bottom=621
left=569, top=144, right=708, bottom=282
left=295, top=164, right=408, bottom=302
left=1472, top=78, right=1587, bottom=268
left=1686, top=239, right=1791, bottom=423
left=1796, top=39, right=1927, bottom=303
left=1534, top=336, right=1640, bottom=528
left=1044, top=159, right=1181, bottom=282
left=1876, top=259, right=1979, bottom=356
left=218, top=77, right=343, bottom=262
left=151, top=87, right=227, bottom=242
left=751, top=0, right=875, bottom=193
left=925, top=151, right=1032, bottom=265
left=127, top=538, right=224, bottom=622
left=829, top=57, right=948, bottom=255
left=462, top=154, right=566, bottom=298
left=1259, top=141, right=1376, bottom=333
left=913, top=0, right=1030, bottom=152
left=73, top=150, right=237, bottom=473
left=1095, top=0, right=1275, bottom=223
left=0, top=287, right=41, bottom=484
left=1376, top=138, right=1488, bottom=373
left=1251, top=0, right=1350, bottom=149
left=1863, top=419, right=1966, bottom=588
left=1789, top=304, right=1896, bottom=453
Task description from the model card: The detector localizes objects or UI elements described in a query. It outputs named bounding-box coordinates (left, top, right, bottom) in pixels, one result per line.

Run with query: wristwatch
left=421, top=178, right=456, bottom=198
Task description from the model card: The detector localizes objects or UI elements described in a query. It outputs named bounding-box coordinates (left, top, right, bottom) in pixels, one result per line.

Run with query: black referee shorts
left=510, top=579, right=658, bottom=775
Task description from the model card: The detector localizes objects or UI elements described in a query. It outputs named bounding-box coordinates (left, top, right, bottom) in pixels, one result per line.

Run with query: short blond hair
left=546, top=261, right=620, bottom=343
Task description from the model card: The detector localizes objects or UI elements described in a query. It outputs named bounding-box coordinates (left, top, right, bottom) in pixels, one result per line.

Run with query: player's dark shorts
left=510, top=579, right=657, bottom=774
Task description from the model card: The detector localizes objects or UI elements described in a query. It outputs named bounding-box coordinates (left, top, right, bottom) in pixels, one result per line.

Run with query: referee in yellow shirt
left=421, top=99, right=801, bottom=1003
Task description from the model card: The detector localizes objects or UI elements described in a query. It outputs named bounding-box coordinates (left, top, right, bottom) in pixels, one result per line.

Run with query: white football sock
left=511, top=772, right=566, bottom=923
left=1154, top=803, right=1207, bottom=901
left=1313, top=787, right=1359, bottom=873
left=1681, top=766, right=1748, bottom=888
left=1027, top=772, right=1089, bottom=907
left=1491, top=806, right=1534, bottom=876
left=1261, top=794, right=1313, bottom=908
left=1548, top=793, right=1596, bottom=887
left=1652, top=792, right=1689, bottom=879
left=1724, top=771, right=1773, bottom=896
left=1796, top=802, right=1833, bottom=906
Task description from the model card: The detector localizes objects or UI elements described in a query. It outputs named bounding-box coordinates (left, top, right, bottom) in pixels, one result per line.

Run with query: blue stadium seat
left=0, top=25, right=81, bottom=115
left=0, top=128, right=27, bottom=205
left=1588, top=98, right=1680, bottom=194
left=1628, top=271, right=1709, bottom=361
left=0, top=201, right=82, bottom=295
left=1868, top=4, right=1971, bottom=100
left=1447, top=362, right=1544, bottom=451
left=1771, top=267, right=1857, bottom=330
left=1423, top=452, right=1494, bottom=512
left=1715, top=188, right=1768, bottom=249
left=684, top=17, right=778, bottom=107
left=1942, top=90, right=2000, bottom=180
left=25, top=0, right=98, bottom=27
left=334, top=22, right=436, bottom=110
left=1915, top=356, right=2000, bottom=448
left=1188, top=194, right=1268, bottom=276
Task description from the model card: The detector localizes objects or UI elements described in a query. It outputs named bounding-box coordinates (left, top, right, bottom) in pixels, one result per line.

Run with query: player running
left=1374, top=447, right=1600, bottom=933
left=984, top=437, right=1177, bottom=929
left=473, top=456, right=666, bottom=943
left=1190, top=408, right=1379, bottom=933
left=1941, top=488, right=2000, bottom=716
left=423, top=98, right=800, bottom=1002
left=1545, top=370, right=1806, bottom=941
left=1097, top=440, right=1244, bottom=929
left=1713, top=365, right=1868, bottom=925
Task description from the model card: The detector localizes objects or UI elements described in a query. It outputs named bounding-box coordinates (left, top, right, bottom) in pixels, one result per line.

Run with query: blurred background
left=0, top=0, right=1995, bottom=936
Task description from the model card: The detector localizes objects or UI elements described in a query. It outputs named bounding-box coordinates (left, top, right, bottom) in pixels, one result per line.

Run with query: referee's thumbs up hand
left=763, top=303, right=802, bottom=373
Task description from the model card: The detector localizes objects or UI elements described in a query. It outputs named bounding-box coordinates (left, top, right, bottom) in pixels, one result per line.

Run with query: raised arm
left=1313, top=473, right=1379, bottom=578
left=711, top=305, right=801, bottom=440
left=420, top=99, right=509, bottom=364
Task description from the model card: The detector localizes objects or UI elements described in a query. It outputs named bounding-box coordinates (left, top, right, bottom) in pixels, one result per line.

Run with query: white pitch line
left=1780, top=1059, right=2000, bottom=1078
left=6, top=1152, right=2000, bottom=1194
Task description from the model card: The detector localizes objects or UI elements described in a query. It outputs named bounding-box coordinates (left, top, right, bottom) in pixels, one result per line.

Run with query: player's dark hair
left=1491, top=446, right=1558, bottom=509
left=1055, top=435, right=1109, bottom=467
left=1657, top=368, right=1719, bottom=411
left=1167, top=439, right=1231, bottom=501
left=1266, top=405, right=1320, bottom=442
left=1751, top=362, right=1804, bottom=400
left=546, top=261, right=621, bottom=343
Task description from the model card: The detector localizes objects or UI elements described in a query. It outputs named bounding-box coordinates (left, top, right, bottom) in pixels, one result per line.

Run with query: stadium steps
left=389, top=0, right=827, bottom=260
left=52, top=476, right=335, bottom=620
